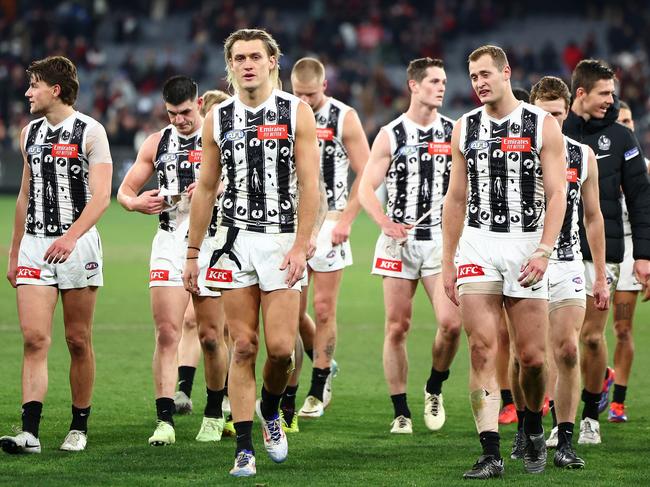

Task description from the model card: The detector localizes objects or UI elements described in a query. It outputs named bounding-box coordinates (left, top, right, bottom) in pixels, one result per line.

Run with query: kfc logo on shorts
left=375, top=258, right=402, bottom=272
left=16, top=266, right=41, bottom=279
left=51, top=144, right=79, bottom=158
left=206, top=268, right=233, bottom=283
left=501, top=137, right=531, bottom=152
left=188, top=150, right=202, bottom=163
left=150, top=269, right=170, bottom=281
left=257, top=125, right=288, bottom=140
left=428, top=142, right=452, bottom=155
left=316, top=128, right=334, bottom=141
left=457, top=264, right=485, bottom=278
left=566, top=168, right=578, bottom=183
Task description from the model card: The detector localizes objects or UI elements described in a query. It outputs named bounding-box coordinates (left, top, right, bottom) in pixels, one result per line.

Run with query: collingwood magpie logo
left=598, top=135, right=611, bottom=151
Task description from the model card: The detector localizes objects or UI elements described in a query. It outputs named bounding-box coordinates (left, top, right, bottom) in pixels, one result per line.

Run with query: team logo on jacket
left=598, top=135, right=611, bottom=151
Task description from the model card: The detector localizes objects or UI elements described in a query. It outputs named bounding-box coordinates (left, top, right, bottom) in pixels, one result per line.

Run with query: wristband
left=186, top=256, right=199, bottom=260
left=187, top=246, right=201, bottom=252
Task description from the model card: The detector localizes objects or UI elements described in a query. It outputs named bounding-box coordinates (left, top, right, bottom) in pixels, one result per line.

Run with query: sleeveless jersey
left=153, top=124, right=218, bottom=236
left=314, top=97, right=352, bottom=211
left=24, top=111, right=108, bottom=237
left=553, top=136, right=588, bottom=261
left=383, top=112, right=454, bottom=240
left=459, top=102, right=547, bottom=233
left=213, top=89, right=300, bottom=234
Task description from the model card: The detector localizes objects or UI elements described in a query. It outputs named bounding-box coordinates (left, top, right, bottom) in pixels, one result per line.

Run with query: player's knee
left=313, top=295, right=335, bottom=325
left=385, top=318, right=410, bottom=343
left=183, top=315, right=198, bottom=331
left=65, top=332, right=92, bottom=357
left=199, top=333, right=219, bottom=353
left=517, top=348, right=545, bottom=371
left=469, top=339, right=493, bottom=369
left=555, top=341, right=578, bottom=369
left=23, top=332, right=51, bottom=355
left=438, top=315, right=462, bottom=341
left=232, top=336, right=258, bottom=363
left=614, top=322, right=633, bottom=343
left=580, top=330, right=603, bottom=352
left=266, top=341, right=294, bottom=364
left=155, top=322, right=180, bottom=349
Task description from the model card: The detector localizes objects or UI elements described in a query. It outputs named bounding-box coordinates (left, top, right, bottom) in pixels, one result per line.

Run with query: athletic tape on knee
left=287, top=350, right=296, bottom=376
left=470, top=389, right=500, bottom=433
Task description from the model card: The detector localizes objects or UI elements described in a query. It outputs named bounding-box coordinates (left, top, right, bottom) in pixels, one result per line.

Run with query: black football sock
left=155, top=397, right=175, bottom=425
left=479, top=431, right=501, bottom=459
left=70, top=405, right=91, bottom=433
left=390, top=393, right=411, bottom=418
left=425, top=367, right=450, bottom=395
left=21, top=401, right=43, bottom=437
left=613, top=384, right=627, bottom=404
left=177, top=366, right=196, bottom=397
left=204, top=387, right=225, bottom=419
left=234, top=421, right=254, bottom=454
left=581, top=389, right=600, bottom=420
left=500, top=389, right=514, bottom=407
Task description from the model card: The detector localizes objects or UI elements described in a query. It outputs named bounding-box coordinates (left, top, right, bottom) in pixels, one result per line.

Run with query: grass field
left=1, top=195, right=649, bottom=486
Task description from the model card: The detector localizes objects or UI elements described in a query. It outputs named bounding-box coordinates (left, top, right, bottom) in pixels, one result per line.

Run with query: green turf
left=0, top=196, right=649, bottom=486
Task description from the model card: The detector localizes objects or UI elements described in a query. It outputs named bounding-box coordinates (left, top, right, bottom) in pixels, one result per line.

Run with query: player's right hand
left=183, top=258, right=200, bottom=295
left=381, top=219, right=412, bottom=240
left=132, top=189, right=165, bottom=214
left=306, top=234, right=317, bottom=260
left=6, top=258, right=18, bottom=288
left=442, top=261, right=459, bottom=306
left=591, top=277, right=610, bottom=311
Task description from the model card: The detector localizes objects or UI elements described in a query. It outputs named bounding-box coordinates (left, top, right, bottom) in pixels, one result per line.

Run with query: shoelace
left=428, top=395, right=440, bottom=416
left=266, top=418, right=283, bottom=444
left=236, top=452, right=253, bottom=468
left=397, top=416, right=409, bottom=428
left=66, top=431, right=82, bottom=446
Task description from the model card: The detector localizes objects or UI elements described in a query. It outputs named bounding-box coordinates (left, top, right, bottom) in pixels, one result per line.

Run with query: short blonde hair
left=200, top=89, right=229, bottom=116
left=468, top=45, right=509, bottom=70
left=530, top=76, right=571, bottom=109
left=224, top=29, right=282, bottom=92
left=291, top=57, right=325, bottom=84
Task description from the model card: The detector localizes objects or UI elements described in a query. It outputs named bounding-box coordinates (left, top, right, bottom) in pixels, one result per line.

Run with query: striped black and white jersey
left=553, top=136, right=588, bottom=261
left=314, top=97, right=352, bottom=211
left=153, top=124, right=218, bottom=236
left=459, top=102, right=547, bottom=233
left=213, top=89, right=300, bottom=234
left=383, top=112, right=454, bottom=240
left=24, top=111, right=112, bottom=237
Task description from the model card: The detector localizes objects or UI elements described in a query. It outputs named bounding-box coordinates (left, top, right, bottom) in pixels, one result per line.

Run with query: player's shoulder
left=461, top=105, right=484, bottom=120
left=381, top=113, right=407, bottom=132
left=520, top=101, right=548, bottom=119
left=328, top=96, right=353, bottom=113
left=438, top=112, right=455, bottom=126
left=75, top=111, right=104, bottom=130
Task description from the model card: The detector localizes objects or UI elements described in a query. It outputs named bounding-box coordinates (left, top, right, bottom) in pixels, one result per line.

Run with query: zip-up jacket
left=564, top=98, right=650, bottom=263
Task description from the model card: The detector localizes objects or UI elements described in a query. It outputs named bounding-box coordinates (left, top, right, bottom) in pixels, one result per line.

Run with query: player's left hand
left=44, top=234, right=78, bottom=264
left=518, top=252, right=549, bottom=288
left=331, top=219, right=352, bottom=245
left=280, top=243, right=307, bottom=288
left=592, top=276, right=610, bottom=310
left=186, top=182, right=197, bottom=198
left=183, top=258, right=200, bottom=295
left=633, top=258, right=650, bottom=301
left=306, top=234, right=317, bottom=260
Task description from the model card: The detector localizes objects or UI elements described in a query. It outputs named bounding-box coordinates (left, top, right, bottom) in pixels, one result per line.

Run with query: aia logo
left=17, top=266, right=41, bottom=279
left=206, top=268, right=233, bottom=282
left=375, top=258, right=402, bottom=272
left=457, top=264, right=484, bottom=277
left=150, top=269, right=170, bottom=281
left=85, top=262, right=99, bottom=270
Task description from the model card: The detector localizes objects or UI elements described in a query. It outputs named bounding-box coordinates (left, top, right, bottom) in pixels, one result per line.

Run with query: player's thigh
left=16, top=284, right=58, bottom=344
left=311, top=269, right=343, bottom=312
left=382, top=276, right=418, bottom=330
left=61, top=286, right=99, bottom=338
left=421, top=273, right=461, bottom=331
left=260, top=288, right=300, bottom=356
left=613, top=290, right=638, bottom=326
left=459, top=293, right=502, bottom=345
left=150, top=286, right=190, bottom=330
left=222, top=286, right=261, bottom=346
left=549, top=304, right=585, bottom=350
left=192, top=295, right=225, bottom=336
left=505, top=297, right=548, bottom=357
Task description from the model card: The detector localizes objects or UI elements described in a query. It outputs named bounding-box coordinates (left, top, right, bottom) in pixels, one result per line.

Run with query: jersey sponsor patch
left=16, top=266, right=41, bottom=279
left=501, top=137, right=531, bottom=152
left=188, top=150, right=202, bottom=163
left=624, top=147, right=640, bottom=161
left=428, top=142, right=452, bottom=155
left=566, top=168, right=578, bottom=183
left=224, top=129, right=245, bottom=141
left=316, top=128, right=334, bottom=141
left=51, top=144, right=78, bottom=158
left=457, top=264, right=485, bottom=278
left=205, top=268, right=233, bottom=282
left=150, top=269, right=170, bottom=281
left=375, top=257, right=402, bottom=272
left=257, top=125, right=288, bottom=140
left=469, top=140, right=489, bottom=150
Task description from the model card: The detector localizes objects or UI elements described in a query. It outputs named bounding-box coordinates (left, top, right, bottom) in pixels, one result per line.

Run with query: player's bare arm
left=7, top=127, right=30, bottom=287
left=518, top=114, right=567, bottom=287
left=184, top=109, right=222, bottom=295
left=117, top=132, right=164, bottom=214
left=582, top=146, right=609, bottom=310
left=358, top=129, right=412, bottom=240
left=332, top=109, right=370, bottom=245
left=441, top=122, right=468, bottom=306
left=281, top=101, right=320, bottom=287
left=44, top=125, right=113, bottom=264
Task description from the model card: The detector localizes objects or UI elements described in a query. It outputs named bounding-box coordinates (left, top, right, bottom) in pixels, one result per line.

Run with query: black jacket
left=563, top=99, right=650, bottom=263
